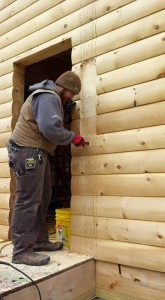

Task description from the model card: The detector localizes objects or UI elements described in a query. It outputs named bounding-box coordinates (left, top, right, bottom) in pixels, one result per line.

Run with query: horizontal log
left=0, top=0, right=64, bottom=35
left=97, top=101, right=165, bottom=134
left=0, top=148, right=8, bottom=163
left=0, top=225, right=9, bottom=240
left=97, top=78, right=165, bottom=114
left=0, top=178, right=10, bottom=193
left=0, top=87, right=12, bottom=105
left=96, top=32, right=165, bottom=75
left=71, top=235, right=165, bottom=272
left=71, top=215, right=165, bottom=247
left=0, top=209, right=10, bottom=225
left=97, top=54, right=165, bottom=94
left=72, top=125, right=165, bottom=157
left=72, top=149, right=165, bottom=175
left=96, top=0, right=165, bottom=37
left=72, top=10, right=165, bottom=64
left=0, top=194, right=10, bottom=209
left=96, top=261, right=165, bottom=300
left=0, top=0, right=95, bottom=49
left=71, top=196, right=165, bottom=222
left=0, top=101, right=12, bottom=119
left=0, top=0, right=15, bottom=10
left=0, top=163, right=10, bottom=178
left=120, top=264, right=165, bottom=292
left=0, top=73, right=13, bottom=91
left=0, top=117, right=12, bottom=134
left=72, top=174, right=165, bottom=197
left=0, top=133, right=11, bottom=148
left=0, top=0, right=37, bottom=23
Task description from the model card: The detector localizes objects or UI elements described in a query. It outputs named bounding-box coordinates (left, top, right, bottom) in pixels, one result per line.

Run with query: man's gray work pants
left=8, top=143, right=52, bottom=257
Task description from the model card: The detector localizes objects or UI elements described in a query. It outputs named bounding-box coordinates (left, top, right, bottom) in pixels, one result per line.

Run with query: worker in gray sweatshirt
left=7, top=71, right=85, bottom=266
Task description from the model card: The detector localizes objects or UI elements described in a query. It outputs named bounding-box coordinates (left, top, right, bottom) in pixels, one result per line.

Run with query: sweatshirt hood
left=29, top=79, right=59, bottom=93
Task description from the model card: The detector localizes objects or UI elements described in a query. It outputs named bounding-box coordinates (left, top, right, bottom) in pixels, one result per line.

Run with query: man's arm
left=32, top=93, right=76, bottom=145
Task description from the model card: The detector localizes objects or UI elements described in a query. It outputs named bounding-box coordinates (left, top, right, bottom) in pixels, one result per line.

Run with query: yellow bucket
left=55, top=208, right=71, bottom=248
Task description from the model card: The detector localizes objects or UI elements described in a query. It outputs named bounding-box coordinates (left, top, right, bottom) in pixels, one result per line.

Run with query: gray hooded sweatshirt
left=29, top=80, right=76, bottom=146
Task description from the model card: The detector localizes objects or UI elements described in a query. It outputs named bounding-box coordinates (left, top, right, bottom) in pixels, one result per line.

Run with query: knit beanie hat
left=56, top=71, right=81, bottom=95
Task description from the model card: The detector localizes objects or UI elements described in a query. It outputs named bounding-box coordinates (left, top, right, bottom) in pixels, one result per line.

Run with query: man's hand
left=72, top=135, right=85, bottom=147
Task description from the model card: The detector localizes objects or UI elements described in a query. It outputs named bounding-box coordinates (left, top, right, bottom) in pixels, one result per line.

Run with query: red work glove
left=72, top=135, right=85, bottom=147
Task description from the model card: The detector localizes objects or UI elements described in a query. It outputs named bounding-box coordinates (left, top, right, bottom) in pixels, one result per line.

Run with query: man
left=7, top=71, right=85, bottom=266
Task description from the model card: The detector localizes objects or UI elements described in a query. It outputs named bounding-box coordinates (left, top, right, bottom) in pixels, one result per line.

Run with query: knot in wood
left=117, top=165, right=121, bottom=169
left=157, top=73, right=165, bottom=79
left=104, top=163, right=108, bottom=168
left=155, top=25, right=159, bottom=30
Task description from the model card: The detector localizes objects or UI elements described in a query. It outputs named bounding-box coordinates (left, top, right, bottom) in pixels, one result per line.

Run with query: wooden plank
left=96, top=288, right=130, bottom=300
left=0, top=0, right=64, bottom=35
left=71, top=215, right=165, bottom=247
left=0, top=163, right=10, bottom=178
left=0, top=225, right=9, bottom=240
left=96, top=32, right=165, bottom=75
left=97, top=54, right=165, bottom=94
left=97, top=78, right=165, bottom=114
left=72, top=125, right=165, bottom=157
left=97, top=101, right=165, bottom=134
left=72, top=149, right=165, bottom=175
left=96, top=261, right=165, bottom=300
left=121, top=264, right=165, bottom=292
left=0, top=194, right=10, bottom=210
left=0, top=209, right=10, bottom=226
left=96, top=0, right=165, bottom=38
left=72, top=10, right=165, bottom=64
left=72, top=174, right=165, bottom=197
left=0, top=117, right=12, bottom=134
left=0, top=73, right=13, bottom=91
left=3, top=260, right=95, bottom=300
left=71, top=215, right=96, bottom=238
left=0, top=133, right=11, bottom=148
left=0, top=102, right=12, bottom=120
left=71, top=195, right=96, bottom=217
left=0, top=0, right=38, bottom=23
left=0, top=178, right=10, bottom=193
left=0, top=0, right=95, bottom=49
left=0, top=147, right=8, bottom=163
left=71, top=235, right=165, bottom=272
left=0, top=87, right=12, bottom=105
left=71, top=195, right=165, bottom=222
left=0, top=0, right=16, bottom=11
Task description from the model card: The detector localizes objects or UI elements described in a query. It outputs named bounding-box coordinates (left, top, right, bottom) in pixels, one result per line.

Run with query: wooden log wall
left=70, top=1, right=165, bottom=299
left=0, top=1, right=165, bottom=298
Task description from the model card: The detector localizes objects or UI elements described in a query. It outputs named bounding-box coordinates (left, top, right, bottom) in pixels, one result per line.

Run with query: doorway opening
left=24, top=49, right=72, bottom=236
